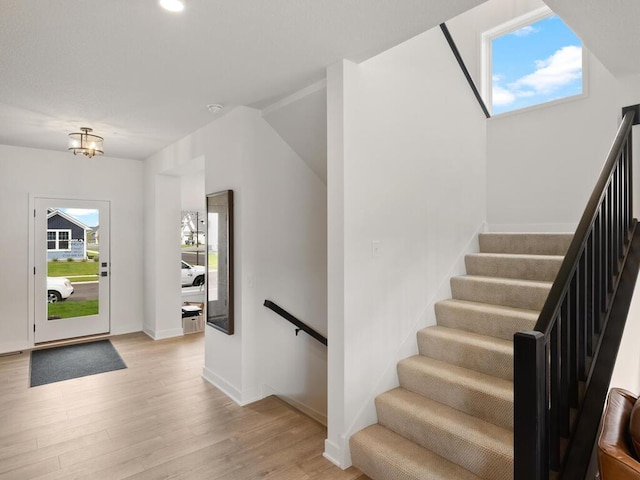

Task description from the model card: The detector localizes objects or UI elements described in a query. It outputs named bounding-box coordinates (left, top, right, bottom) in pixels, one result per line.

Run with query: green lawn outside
left=48, top=261, right=98, bottom=277
left=68, top=275, right=99, bottom=282
left=48, top=253, right=218, bottom=280
left=48, top=299, right=99, bottom=319
left=208, top=252, right=218, bottom=269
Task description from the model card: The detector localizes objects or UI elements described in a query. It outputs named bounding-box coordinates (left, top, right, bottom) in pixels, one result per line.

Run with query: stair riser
left=417, top=331, right=513, bottom=380
left=479, top=233, right=572, bottom=255
left=350, top=425, right=484, bottom=480
left=350, top=232, right=575, bottom=480
left=465, top=254, right=562, bottom=281
left=350, top=441, right=416, bottom=480
left=435, top=301, right=537, bottom=341
left=398, top=361, right=513, bottom=429
left=451, top=277, right=550, bottom=311
left=376, top=395, right=513, bottom=480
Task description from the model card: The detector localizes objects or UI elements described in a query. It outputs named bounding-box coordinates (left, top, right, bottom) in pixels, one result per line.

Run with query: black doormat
left=30, top=339, right=126, bottom=387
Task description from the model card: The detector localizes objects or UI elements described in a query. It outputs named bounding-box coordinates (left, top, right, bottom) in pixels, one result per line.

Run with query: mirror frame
left=206, top=190, right=234, bottom=335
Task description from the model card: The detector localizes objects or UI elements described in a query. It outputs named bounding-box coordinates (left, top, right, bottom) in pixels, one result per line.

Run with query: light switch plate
left=372, top=240, right=381, bottom=258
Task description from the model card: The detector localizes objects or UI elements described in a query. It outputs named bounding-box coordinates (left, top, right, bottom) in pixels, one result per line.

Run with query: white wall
left=450, top=0, right=640, bottom=404
left=263, top=82, right=328, bottom=184
left=447, top=0, right=546, bottom=91
left=486, top=53, right=620, bottom=231
left=142, top=168, right=182, bottom=339
left=449, top=0, right=640, bottom=395
left=326, top=24, right=488, bottom=467
left=146, top=106, right=328, bottom=422
left=326, top=59, right=352, bottom=465
left=447, top=0, right=623, bottom=232
left=180, top=168, right=205, bottom=213
left=0, top=144, right=144, bottom=353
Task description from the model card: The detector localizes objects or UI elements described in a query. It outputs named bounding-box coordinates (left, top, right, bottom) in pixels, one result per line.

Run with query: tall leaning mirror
left=206, top=190, right=234, bottom=334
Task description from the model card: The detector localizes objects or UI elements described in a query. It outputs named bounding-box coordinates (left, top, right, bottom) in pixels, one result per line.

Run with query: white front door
left=34, top=198, right=110, bottom=343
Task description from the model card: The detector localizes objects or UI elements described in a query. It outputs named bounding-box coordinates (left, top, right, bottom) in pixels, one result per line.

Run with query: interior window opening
left=482, top=7, right=584, bottom=116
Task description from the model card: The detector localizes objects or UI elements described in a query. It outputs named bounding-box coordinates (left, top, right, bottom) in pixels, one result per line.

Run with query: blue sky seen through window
left=492, top=15, right=582, bottom=115
left=59, top=208, right=99, bottom=228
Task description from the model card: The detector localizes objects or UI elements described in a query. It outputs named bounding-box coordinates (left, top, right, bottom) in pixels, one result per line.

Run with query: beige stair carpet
left=350, top=232, right=572, bottom=480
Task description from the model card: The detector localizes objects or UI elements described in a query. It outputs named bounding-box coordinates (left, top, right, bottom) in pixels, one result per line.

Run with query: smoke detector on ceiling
left=207, top=104, right=224, bottom=114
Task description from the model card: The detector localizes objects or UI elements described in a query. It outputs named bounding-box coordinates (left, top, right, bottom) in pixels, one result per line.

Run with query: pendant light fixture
left=68, top=127, right=104, bottom=158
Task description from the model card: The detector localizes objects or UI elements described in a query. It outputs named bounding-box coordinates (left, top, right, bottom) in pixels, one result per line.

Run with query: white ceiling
left=0, top=0, right=486, bottom=160
left=543, top=0, right=640, bottom=78
left=263, top=82, right=328, bottom=183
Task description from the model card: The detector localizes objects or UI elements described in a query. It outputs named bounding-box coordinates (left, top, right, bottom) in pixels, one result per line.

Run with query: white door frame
left=29, top=194, right=111, bottom=344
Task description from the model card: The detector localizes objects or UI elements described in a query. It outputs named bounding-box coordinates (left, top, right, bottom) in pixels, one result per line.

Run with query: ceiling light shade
left=68, top=127, right=104, bottom=158
left=159, top=0, right=184, bottom=12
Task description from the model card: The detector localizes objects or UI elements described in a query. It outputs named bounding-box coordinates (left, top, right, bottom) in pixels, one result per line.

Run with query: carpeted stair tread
left=398, top=355, right=513, bottom=429
left=350, top=424, right=484, bottom=480
left=435, top=299, right=538, bottom=341
left=465, top=253, right=563, bottom=281
left=350, top=231, right=566, bottom=480
left=376, top=388, right=513, bottom=480
left=478, top=232, right=573, bottom=256
left=451, top=275, right=552, bottom=311
left=417, top=326, right=513, bottom=380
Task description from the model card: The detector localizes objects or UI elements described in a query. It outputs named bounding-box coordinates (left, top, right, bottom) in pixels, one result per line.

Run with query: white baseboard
left=142, top=326, right=184, bottom=340
left=324, top=436, right=351, bottom=469
left=239, top=389, right=263, bottom=406
left=142, top=325, right=155, bottom=339
left=110, top=323, right=143, bottom=336
left=201, top=367, right=263, bottom=406
left=202, top=366, right=243, bottom=404
left=262, top=384, right=327, bottom=426
left=0, top=341, right=30, bottom=356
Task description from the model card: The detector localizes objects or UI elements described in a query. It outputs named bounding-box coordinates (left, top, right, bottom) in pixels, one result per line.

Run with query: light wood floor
left=0, top=332, right=369, bottom=480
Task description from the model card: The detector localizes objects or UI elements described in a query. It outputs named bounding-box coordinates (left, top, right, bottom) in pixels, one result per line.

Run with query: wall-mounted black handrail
left=440, top=22, right=491, bottom=119
left=514, top=107, right=640, bottom=480
left=263, top=300, right=327, bottom=346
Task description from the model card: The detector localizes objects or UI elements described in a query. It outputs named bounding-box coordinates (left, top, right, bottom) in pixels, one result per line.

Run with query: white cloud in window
left=511, top=25, right=538, bottom=37
left=509, top=45, right=582, bottom=94
left=492, top=74, right=516, bottom=106
left=493, top=85, right=516, bottom=106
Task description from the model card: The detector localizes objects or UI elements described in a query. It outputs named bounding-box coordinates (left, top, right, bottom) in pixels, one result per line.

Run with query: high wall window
left=47, top=229, right=71, bottom=251
left=482, top=7, right=584, bottom=115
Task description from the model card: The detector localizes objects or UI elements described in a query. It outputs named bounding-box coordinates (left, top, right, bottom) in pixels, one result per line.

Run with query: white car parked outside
left=181, top=261, right=205, bottom=287
left=47, top=276, right=74, bottom=303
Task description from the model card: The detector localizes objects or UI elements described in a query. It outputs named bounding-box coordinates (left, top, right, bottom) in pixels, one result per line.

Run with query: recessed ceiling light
left=159, top=0, right=184, bottom=13
left=207, top=104, right=224, bottom=114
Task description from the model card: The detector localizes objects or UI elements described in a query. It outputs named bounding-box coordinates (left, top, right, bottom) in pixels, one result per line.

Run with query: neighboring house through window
left=46, top=208, right=90, bottom=260
left=47, top=229, right=71, bottom=251
left=481, top=6, right=584, bottom=115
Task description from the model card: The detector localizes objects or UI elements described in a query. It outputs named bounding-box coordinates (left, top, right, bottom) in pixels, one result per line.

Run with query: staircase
left=350, top=232, right=573, bottom=480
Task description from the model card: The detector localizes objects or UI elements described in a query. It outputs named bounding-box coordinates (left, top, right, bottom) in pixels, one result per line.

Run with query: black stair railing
left=514, top=106, right=640, bottom=480
left=263, top=300, right=327, bottom=346
left=440, top=22, right=491, bottom=119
